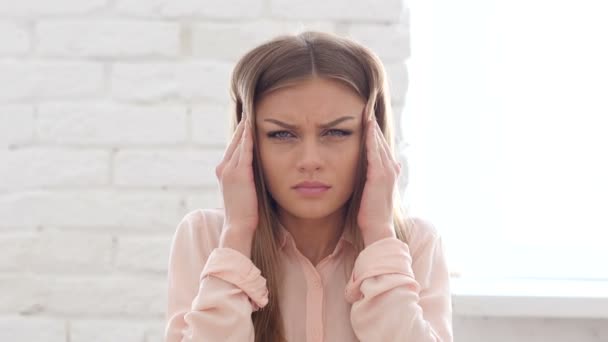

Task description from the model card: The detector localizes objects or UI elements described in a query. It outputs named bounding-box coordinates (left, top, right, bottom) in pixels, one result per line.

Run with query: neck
left=278, top=208, right=345, bottom=266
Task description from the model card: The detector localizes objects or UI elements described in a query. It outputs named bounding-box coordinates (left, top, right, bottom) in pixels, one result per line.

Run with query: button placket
left=303, top=264, right=325, bottom=342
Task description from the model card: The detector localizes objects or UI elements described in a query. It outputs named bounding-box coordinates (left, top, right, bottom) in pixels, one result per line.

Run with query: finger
left=221, top=119, right=246, bottom=164
left=227, top=137, right=242, bottom=170
left=372, top=116, right=386, bottom=169
left=374, top=121, right=399, bottom=173
left=366, top=117, right=383, bottom=170
left=373, top=122, right=388, bottom=170
left=226, top=121, right=247, bottom=170
left=238, top=119, right=254, bottom=167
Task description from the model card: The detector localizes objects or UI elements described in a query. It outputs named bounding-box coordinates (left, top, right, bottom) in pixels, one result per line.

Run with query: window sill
left=450, top=277, right=608, bottom=319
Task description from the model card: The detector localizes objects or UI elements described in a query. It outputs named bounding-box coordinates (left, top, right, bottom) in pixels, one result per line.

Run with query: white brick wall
left=0, top=62, right=104, bottom=101
left=0, top=1, right=412, bottom=341
left=37, top=21, right=181, bottom=58
left=0, top=23, right=29, bottom=55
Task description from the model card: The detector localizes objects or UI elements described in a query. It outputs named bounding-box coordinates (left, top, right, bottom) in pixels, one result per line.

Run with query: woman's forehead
left=255, top=103, right=364, bottom=124
left=256, top=78, right=364, bottom=113
left=260, top=114, right=359, bottom=130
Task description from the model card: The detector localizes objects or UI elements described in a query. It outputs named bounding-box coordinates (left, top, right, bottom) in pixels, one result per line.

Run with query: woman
left=165, top=31, right=453, bottom=342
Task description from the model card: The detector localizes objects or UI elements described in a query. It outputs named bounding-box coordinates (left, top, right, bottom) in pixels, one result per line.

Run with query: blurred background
left=0, top=0, right=606, bottom=341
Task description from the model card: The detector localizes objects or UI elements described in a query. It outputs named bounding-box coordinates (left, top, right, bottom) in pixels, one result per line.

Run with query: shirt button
left=312, top=329, right=321, bottom=340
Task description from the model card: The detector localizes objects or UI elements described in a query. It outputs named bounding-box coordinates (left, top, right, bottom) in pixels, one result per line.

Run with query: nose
left=295, top=139, right=323, bottom=173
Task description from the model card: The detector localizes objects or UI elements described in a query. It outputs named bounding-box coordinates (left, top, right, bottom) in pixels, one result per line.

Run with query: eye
left=266, top=129, right=353, bottom=141
left=267, top=131, right=295, bottom=140
left=325, top=129, right=352, bottom=137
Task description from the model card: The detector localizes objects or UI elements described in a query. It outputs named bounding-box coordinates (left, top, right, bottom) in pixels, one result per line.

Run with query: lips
left=293, top=181, right=331, bottom=189
left=293, top=181, right=331, bottom=197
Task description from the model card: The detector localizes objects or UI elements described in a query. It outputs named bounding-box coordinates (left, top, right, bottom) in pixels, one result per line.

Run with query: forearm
left=345, top=237, right=453, bottom=341
left=166, top=247, right=268, bottom=342
left=219, top=226, right=255, bottom=259
left=360, top=224, right=396, bottom=247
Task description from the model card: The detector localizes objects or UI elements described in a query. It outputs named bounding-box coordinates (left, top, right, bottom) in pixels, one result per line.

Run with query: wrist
left=219, top=227, right=255, bottom=259
left=362, top=225, right=396, bottom=247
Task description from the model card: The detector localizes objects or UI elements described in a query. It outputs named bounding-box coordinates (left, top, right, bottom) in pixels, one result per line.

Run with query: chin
left=275, top=198, right=344, bottom=220
left=289, top=207, right=333, bottom=220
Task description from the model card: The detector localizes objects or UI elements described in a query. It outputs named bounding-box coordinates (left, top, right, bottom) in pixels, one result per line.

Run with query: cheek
left=258, top=143, right=286, bottom=168
left=333, top=138, right=360, bottom=160
left=336, top=140, right=362, bottom=179
left=258, top=144, right=285, bottom=192
left=341, top=148, right=361, bottom=175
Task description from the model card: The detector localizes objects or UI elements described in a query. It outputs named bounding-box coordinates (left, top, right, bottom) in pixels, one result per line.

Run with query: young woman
left=165, top=31, right=453, bottom=342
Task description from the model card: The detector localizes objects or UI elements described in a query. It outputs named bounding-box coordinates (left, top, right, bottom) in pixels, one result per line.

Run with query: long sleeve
left=164, top=211, right=269, bottom=342
left=344, top=226, right=453, bottom=341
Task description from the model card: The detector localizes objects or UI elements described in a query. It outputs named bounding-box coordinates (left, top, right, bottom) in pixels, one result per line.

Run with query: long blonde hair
left=228, top=30, right=413, bottom=342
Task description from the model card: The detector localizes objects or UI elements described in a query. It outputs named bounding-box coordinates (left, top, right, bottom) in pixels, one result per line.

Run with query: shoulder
left=404, top=216, right=448, bottom=284
left=406, top=216, right=441, bottom=246
left=171, top=207, right=227, bottom=258
left=408, top=216, right=443, bottom=262
left=408, top=216, right=440, bottom=238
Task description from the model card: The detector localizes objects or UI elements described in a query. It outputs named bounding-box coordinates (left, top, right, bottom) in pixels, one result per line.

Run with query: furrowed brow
left=263, top=116, right=355, bottom=129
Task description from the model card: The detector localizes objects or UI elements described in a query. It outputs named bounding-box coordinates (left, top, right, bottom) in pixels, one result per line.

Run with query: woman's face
left=254, top=77, right=365, bottom=220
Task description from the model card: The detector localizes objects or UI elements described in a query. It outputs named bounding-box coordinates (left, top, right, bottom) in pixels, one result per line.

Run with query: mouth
left=292, top=185, right=331, bottom=196
left=293, top=181, right=330, bottom=188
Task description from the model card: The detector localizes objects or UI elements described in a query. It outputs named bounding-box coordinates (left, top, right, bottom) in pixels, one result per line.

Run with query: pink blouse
left=164, top=208, right=453, bottom=341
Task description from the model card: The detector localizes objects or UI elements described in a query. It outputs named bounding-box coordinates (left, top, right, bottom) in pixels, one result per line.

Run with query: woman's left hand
left=357, top=116, right=402, bottom=247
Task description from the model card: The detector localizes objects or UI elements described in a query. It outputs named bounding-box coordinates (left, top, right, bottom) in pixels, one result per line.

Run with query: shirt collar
left=277, top=220, right=354, bottom=250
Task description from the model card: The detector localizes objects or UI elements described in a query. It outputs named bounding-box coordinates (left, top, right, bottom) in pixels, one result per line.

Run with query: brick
left=37, top=20, right=179, bottom=58
left=0, top=274, right=166, bottom=316
left=46, top=232, right=113, bottom=272
left=0, top=62, right=103, bottom=101
left=0, top=147, right=109, bottom=191
left=0, top=0, right=107, bottom=16
left=115, top=0, right=263, bottom=19
left=0, top=231, right=113, bottom=272
left=143, top=320, right=166, bottom=342
left=191, top=103, right=232, bottom=146
left=185, top=190, right=223, bottom=211
left=0, top=274, right=46, bottom=314
left=0, top=190, right=184, bottom=229
left=0, top=316, right=65, bottom=342
left=71, top=319, right=148, bottom=342
left=0, top=105, right=34, bottom=146
left=115, top=235, right=172, bottom=272
left=270, top=0, right=404, bottom=22
left=0, top=22, right=29, bottom=55
left=0, top=232, right=35, bottom=271
left=37, top=103, right=187, bottom=145
left=51, top=275, right=167, bottom=316
left=191, top=20, right=335, bottom=61
left=114, top=148, right=223, bottom=187
left=111, top=62, right=232, bottom=102
left=347, top=23, right=410, bottom=62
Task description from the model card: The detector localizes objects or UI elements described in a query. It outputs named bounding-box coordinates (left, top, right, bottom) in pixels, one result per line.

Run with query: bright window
left=402, top=0, right=608, bottom=280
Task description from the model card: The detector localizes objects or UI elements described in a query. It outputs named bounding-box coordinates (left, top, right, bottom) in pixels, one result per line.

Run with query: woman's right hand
left=215, top=117, right=258, bottom=258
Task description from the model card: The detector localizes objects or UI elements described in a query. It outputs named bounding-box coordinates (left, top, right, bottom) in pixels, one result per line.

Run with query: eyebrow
left=263, top=116, right=356, bottom=130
